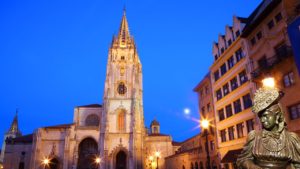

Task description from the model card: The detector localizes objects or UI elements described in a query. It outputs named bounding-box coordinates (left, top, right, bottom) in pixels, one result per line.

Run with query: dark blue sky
left=0, top=0, right=261, bottom=146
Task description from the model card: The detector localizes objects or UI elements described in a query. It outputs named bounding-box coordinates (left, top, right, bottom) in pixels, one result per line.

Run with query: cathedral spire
left=7, top=109, right=22, bottom=136
left=117, top=9, right=131, bottom=47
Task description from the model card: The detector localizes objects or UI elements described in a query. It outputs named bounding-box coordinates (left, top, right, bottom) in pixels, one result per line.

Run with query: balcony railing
left=251, top=46, right=293, bottom=79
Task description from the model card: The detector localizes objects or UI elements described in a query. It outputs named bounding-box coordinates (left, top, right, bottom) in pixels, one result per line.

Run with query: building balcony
left=251, top=45, right=294, bottom=79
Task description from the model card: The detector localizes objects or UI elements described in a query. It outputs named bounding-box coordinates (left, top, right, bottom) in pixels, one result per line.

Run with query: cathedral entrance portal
left=77, top=138, right=98, bottom=169
left=48, top=158, right=59, bottom=169
left=115, top=151, right=127, bottom=169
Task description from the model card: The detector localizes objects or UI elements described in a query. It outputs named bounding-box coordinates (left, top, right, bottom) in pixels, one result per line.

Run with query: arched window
left=191, top=163, right=194, bottom=169
left=85, top=114, right=100, bottom=126
left=118, top=110, right=126, bottom=132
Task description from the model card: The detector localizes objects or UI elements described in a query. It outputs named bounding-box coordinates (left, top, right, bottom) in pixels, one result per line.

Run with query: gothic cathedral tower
left=99, top=10, right=145, bottom=169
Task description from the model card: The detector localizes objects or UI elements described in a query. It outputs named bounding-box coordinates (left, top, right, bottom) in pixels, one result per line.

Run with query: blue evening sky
left=0, top=0, right=261, bottom=146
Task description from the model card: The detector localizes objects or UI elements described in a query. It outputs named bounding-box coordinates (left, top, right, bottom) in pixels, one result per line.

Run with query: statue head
left=253, top=87, right=285, bottom=132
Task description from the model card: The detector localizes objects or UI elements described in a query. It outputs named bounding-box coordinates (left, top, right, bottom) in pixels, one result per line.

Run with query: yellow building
left=209, top=16, right=259, bottom=169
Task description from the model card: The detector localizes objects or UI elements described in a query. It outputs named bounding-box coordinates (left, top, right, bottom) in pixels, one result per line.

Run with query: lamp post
left=155, top=151, right=160, bottom=169
left=201, top=119, right=211, bottom=169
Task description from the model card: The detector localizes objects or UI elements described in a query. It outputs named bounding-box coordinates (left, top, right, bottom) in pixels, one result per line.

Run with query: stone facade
left=2, top=11, right=175, bottom=169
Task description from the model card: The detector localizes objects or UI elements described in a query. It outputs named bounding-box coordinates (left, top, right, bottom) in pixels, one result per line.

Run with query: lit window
left=117, top=110, right=126, bottom=132
left=283, top=71, right=295, bottom=87
left=289, top=103, right=300, bottom=120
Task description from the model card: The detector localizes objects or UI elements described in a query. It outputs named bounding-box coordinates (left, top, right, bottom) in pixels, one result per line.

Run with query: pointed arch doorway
left=77, top=138, right=98, bottom=169
left=115, top=151, right=127, bottom=169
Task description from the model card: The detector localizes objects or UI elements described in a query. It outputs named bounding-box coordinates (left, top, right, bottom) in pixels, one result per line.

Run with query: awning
left=221, top=149, right=243, bottom=163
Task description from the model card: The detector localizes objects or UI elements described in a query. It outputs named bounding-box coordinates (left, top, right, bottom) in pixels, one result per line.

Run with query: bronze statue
left=237, top=87, right=300, bottom=169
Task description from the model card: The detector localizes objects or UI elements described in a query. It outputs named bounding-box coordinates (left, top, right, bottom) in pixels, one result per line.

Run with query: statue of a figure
left=237, top=87, right=300, bottom=169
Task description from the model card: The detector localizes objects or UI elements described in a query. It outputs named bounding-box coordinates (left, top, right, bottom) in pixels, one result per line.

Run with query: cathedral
left=0, top=11, right=179, bottom=169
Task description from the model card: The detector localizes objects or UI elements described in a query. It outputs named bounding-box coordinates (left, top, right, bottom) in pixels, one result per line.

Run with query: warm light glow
left=262, top=77, right=275, bottom=88
left=155, top=151, right=160, bottom=157
left=201, top=119, right=210, bottom=129
left=149, top=156, right=154, bottom=161
left=95, top=157, right=101, bottom=164
left=42, top=158, right=50, bottom=165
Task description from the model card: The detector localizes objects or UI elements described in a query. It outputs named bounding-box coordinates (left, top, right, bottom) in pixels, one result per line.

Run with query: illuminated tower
left=99, top=10, right=144, bottom=169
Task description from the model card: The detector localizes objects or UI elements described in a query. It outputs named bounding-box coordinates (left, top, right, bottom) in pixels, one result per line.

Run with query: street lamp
left=95, top=157, right=101, bottom=168
left=262, top=77, right=275, bottom=88
left=201, top=119, right=211, bottom=169
left=155, top=151, right=160, bottom=169
left=42, top=158, right=50, bottom=169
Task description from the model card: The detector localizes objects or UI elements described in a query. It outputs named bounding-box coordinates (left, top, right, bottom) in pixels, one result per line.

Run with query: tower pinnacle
left=7, top=109, right=22, bottom=136
left=117, top=10, right=131, bottom=47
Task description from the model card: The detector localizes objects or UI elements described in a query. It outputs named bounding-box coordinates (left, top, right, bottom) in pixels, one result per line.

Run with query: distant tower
left=99, top=10, right=145, bottom=169
left=150, top=119, right=160, bottom=134
left=0, top=110, right=22, bottom=163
